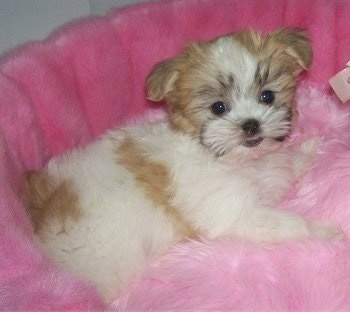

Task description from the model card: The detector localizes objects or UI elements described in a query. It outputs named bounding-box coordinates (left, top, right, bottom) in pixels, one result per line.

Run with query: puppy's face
left=147, top=28, right=312, bottom=158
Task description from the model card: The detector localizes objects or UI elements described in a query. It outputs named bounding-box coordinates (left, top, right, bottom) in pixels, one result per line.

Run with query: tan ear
left=146, top=57, right=182, bottom=102
left=267, top=28, right=313, bottom=73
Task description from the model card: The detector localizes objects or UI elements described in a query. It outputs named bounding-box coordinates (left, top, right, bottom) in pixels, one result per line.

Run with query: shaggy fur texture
left=1, top=0, right=350, bottom=310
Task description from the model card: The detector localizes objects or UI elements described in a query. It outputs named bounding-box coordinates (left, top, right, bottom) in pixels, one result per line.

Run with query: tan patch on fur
left=25, top=171, right=81, bottom=234
left=117, top=137, right=196, bottom=239
left=233, top=28, right=264, bottom=53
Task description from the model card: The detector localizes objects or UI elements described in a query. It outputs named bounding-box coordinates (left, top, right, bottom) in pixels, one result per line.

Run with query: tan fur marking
left=233, top=28, right=264, bottom=53
left=25, top=171, right=81, bottom=233
left=117, top=138, right=196, bottom=239
left=234, top=28, right=312, bottom=74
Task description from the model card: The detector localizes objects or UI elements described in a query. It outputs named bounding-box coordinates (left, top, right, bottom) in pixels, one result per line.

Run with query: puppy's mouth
left=242, top=137, right=263, bottom=147
left=274, top=136, right=287, bottom=142
left=242, top=135, right=289, bottom=148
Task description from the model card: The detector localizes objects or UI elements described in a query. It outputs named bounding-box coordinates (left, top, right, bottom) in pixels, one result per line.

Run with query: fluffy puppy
left=25, top=28, right=341, bottom=302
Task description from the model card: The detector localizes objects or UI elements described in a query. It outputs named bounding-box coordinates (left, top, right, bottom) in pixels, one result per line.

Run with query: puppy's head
left=147, top=28, right=312, bottom=158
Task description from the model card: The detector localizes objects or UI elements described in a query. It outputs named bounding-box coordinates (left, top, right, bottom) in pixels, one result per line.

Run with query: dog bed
left=1, top=0, right=350, bottom=310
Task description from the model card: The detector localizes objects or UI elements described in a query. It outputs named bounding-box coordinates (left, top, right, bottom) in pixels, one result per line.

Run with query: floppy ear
left=267, top=28, right=313, bottom=74
left=146, top=56, right=182, bottom=102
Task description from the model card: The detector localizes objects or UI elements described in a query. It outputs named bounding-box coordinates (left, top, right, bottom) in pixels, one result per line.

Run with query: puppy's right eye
left=210, top=101, right=227, bottom=116
left=260, top=90, right=275, bottom=104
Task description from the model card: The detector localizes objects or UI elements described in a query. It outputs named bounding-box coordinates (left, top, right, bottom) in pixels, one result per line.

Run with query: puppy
left=25, top=28, right=341, bottom=302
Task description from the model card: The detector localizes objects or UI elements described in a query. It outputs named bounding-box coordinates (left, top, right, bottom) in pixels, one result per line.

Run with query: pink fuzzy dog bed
left=1, top=0, right=350, bottom=310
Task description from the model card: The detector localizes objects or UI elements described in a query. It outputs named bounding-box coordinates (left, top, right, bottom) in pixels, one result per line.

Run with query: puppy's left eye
left=260, top=90, right=275, bottom=104
left=211, top=101, right=227, bottom=116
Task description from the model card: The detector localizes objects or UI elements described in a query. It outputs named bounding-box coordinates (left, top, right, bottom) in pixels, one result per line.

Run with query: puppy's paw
left=308, top=221, right=345, bottom=241
left=299, top=136, right=322, bottom=155
left=293, top=136, right=323, bottom=179
left=241, top=209, right=344, bottom=243
left=241, top=209, right=312, bottom=243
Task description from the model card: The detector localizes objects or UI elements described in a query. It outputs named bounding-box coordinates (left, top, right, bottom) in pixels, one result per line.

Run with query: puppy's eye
left=211, top=101, right=227, bottom=116
left=260, top=90, right=275, bottom=104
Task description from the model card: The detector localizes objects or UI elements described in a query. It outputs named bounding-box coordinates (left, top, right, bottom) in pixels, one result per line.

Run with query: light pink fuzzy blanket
left=1, top=0, right=350, bottom=310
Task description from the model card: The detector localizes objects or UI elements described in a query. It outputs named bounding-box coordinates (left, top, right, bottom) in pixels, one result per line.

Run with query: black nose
left=241, top=119, right=260, bottom=136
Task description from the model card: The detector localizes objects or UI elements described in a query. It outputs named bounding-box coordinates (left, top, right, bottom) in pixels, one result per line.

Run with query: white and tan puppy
left=25, top=28, right=341, bottom=302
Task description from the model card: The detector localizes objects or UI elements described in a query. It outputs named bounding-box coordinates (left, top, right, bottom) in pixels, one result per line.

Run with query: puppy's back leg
left=24, top=171, right=80, bottom=233
left=24, top=170, right=53, bottom=232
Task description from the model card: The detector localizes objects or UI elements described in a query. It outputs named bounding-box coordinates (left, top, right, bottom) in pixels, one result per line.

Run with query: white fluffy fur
left=30, top=30, right=342, bottom=302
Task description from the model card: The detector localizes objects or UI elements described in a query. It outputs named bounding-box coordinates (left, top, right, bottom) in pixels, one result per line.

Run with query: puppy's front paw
left=241, top=209, right=344, bottom=243
left=293, top=136, right=323, bottom=179
left=307, top=221, right=345, bottom=241
left=299, top=136, right=322, bottom=155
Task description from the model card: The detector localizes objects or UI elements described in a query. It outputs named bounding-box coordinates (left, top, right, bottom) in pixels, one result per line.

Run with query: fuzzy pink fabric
left=1, top=0, right=350, bottom=310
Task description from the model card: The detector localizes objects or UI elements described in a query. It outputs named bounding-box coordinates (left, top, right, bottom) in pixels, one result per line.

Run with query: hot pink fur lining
left=1, top=0, right=350, bottom=310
